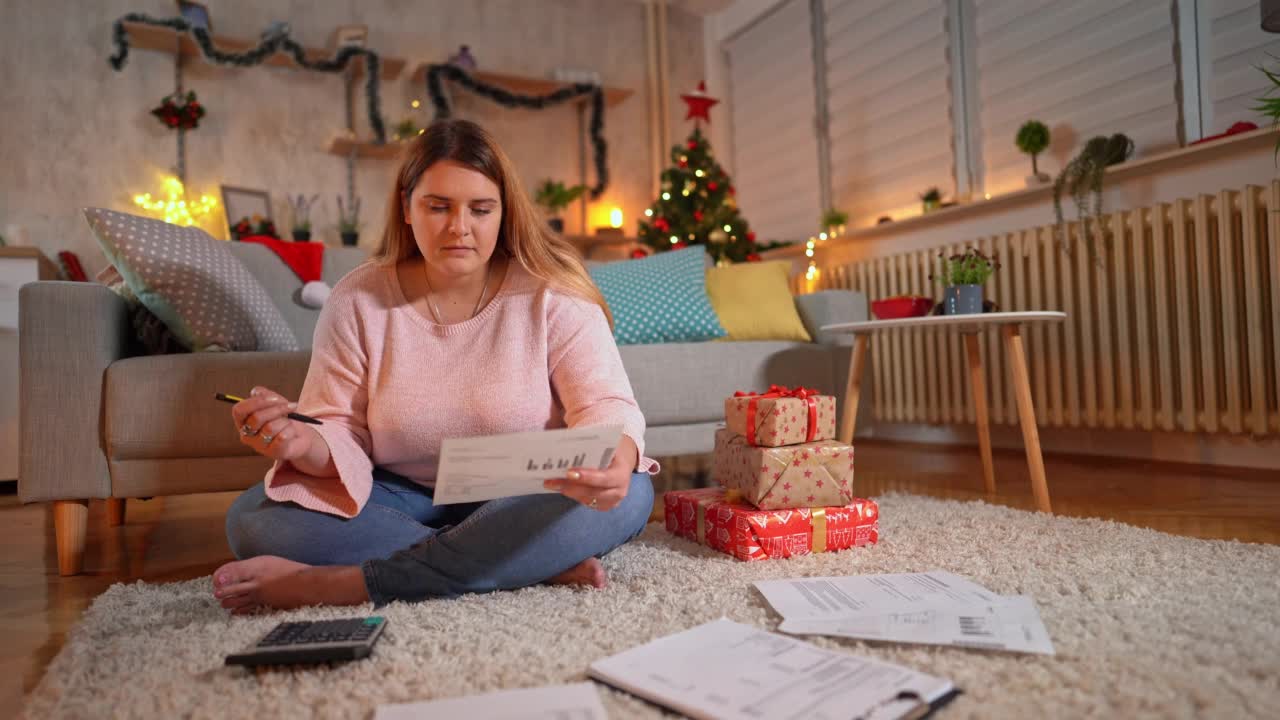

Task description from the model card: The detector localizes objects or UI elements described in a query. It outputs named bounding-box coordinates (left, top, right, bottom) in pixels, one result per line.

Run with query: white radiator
left=814, top=182, right=1280, bottom=436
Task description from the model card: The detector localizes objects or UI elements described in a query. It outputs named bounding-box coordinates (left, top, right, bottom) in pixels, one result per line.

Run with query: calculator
left=225, top=617, right=388, bottom=667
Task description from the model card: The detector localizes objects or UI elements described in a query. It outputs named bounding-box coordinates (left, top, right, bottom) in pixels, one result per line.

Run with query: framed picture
left=220, top=185, right=272, bottom=239
left=177, top=1, right=212, bottom=32
left=331, top=24, right=368, bottom=49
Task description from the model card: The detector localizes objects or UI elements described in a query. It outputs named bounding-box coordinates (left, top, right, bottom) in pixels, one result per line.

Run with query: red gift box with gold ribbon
left=663, top=487, right=879, bottom=562
left=725, top=385, right=837, bottom=448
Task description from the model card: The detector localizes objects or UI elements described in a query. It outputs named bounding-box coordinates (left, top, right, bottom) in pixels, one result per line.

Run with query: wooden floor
left=3, top=440, right=1278, bottom=712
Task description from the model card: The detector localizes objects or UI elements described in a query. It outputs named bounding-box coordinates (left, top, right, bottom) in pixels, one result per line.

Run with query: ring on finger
left=588, top=497, right=599, bottom=509
left=262, top=432, right=275, bottom=445
left=240, top=423, right=258, bottom=437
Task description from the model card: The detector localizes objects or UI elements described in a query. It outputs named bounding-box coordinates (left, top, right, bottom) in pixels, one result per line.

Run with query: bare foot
left=212, top=555, right=312, bottom=614
left=546, top=557, right=608, bottom=589
left=213, top=555, right=310, bottom=592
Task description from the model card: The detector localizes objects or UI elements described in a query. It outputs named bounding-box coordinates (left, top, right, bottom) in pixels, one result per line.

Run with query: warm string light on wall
left=133, top=176, right=217, bottom=228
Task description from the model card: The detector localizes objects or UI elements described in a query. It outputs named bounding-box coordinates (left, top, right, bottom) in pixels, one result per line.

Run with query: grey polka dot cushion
left=83, top=208, right=299, bottom=352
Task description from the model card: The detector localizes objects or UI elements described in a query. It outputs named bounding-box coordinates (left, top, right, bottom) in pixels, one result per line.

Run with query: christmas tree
left=636, top=83, right=787, bottom=264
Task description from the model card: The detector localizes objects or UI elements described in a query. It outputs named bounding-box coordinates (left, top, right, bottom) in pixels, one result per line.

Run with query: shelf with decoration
left=120, top=20, right=406, bottom=79
left=408, top=64, right=633, bottom=107
left=326, top=134, right=407, bottom=160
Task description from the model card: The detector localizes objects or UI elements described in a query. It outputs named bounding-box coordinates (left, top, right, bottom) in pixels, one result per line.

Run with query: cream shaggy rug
left=23, top=493, right=1280, bottom=720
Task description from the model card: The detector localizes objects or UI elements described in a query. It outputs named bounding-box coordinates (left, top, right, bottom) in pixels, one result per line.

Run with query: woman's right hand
left=230, top=386, right=314, bottom=462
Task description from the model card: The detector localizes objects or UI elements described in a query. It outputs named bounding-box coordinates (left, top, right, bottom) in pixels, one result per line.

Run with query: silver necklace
left=423, top=262, right=491, bottom=324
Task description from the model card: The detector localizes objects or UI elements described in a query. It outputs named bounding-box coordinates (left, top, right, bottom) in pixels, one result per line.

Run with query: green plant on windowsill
left=821, top=208, right=848, bottom=237
left=1253, top=54, right=1280, bottom=161
left=1051, top=134, right=1133, bottom=260
left=919, top=187, right=942, bottom=213
left=1016, top=120, right=1051, bottom=184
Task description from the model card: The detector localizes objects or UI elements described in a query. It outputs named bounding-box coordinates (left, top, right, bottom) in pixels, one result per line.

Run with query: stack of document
left=754, top=570, right=1055, bottom=655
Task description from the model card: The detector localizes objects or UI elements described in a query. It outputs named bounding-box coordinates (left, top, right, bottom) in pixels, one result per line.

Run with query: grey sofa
left=19, top=243, right=867, bottom=574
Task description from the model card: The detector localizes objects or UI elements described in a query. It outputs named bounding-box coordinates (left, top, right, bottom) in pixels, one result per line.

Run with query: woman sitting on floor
left=212, top=119, right=655, bottom=613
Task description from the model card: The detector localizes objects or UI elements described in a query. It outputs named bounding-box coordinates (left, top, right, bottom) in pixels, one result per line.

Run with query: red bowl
left=871, top=295, right=934, bottom=320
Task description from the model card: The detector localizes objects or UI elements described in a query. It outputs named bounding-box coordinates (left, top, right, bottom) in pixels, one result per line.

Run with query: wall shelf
left=409, top=65, right=633, bottom=107
left=326, top=136, right=405, bottom=160
left=121, top=21, right=406, bottom=80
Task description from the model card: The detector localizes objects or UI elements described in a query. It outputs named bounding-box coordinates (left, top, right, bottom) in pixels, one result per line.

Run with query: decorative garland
left=423, top=64, right=608, bottom=198
left=108, top=13, right=387, bottom=143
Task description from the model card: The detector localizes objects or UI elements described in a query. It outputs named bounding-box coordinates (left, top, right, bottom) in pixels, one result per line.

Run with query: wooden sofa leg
left=107, top=498, right=126, bottom=527
left=54, top=500, right=89, bottom=576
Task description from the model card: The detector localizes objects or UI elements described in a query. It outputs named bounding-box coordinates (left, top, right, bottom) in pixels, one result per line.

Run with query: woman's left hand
left=543, top=434, right=638, bottom=512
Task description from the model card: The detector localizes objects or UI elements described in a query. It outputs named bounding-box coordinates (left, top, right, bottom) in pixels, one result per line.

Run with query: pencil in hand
left=214, top=392, right=324, bottom=425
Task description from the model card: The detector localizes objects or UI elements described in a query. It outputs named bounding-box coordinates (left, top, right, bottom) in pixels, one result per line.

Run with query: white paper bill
left=587, top=618, right=955, bottom=720
left=432, top=425, right=622, bottom=505
left=753, top=571, right=1005, bottom=619
left=754, top=571, right=1055, bottom=655
left=779, top=595, right=1055, bottom=655
left=374, top=682, right=607, bottom=720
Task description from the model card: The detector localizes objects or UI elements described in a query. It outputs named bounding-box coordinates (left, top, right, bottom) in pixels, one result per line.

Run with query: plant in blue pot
left=931, top=248, right=998, bottom=315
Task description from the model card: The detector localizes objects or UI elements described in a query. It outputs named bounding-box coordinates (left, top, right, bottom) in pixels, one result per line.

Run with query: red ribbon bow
left=733, top=384, right=821, bottom=446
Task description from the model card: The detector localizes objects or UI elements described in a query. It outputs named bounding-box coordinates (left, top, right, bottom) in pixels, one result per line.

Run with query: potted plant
left=1052, top=133, right=1134, bottom=258
left=1016, top=120, right=1051, bottom=187
left=534, top=179, right=587, bottom=233
left=337, top=195, right=361, bottom=247
left=931, top=248, right=999, bottom=315
left=1254, top=57, right=1280, bottom=159
left=919, top=187, right=942, bottom=214
left=821, top=208, right=848, bottom=238
left=288, top=193, right=319, bottom=242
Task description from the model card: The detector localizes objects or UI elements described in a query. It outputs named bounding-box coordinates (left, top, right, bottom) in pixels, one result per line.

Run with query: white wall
left=0, top=0, right=706, bottom=274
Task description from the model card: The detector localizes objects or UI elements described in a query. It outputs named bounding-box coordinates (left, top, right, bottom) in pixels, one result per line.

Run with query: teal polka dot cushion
left=588, top=246, right=727, bottom=345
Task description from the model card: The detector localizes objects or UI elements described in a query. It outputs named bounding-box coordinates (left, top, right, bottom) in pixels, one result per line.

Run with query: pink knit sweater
left=264, top=261, right=656, bottom=518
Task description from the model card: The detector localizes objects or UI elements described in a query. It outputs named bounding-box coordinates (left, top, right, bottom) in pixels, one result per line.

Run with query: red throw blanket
left=239, top=235, right=324, bottom=283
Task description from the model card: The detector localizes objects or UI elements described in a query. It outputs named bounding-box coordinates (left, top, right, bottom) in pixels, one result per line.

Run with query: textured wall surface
left=0, top=0, right=705, bottom=274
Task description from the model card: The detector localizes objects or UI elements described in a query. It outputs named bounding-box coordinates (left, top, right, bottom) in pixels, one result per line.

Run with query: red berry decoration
left=707, top=181, right=718, bottom=191
left=687, top=140, right=697, bottom=150
left=746, top=253, right=762, bottom=262
left=630, top=248, right=649, bottom=259
left=678, top=159, right=688, bottom=168
left=672, top=241, right=688, bottom=250
left=693, top=210, right=703, bottom=222
left=746, top=231, right=756, bottom=242
left=653, top=217, right=670, bottom=233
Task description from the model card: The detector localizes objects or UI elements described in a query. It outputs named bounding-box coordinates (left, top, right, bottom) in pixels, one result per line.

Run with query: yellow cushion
left=705, top=260, right=812, bottom=342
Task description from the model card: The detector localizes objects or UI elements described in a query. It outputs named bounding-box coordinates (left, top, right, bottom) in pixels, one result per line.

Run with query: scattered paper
left=432, top=425, right=622, bottom=505
left=588, top=618, right=955, bottom=720
left=374, top=683, right=607, bottom=720
left=754, top=571, right=1055, bottom=655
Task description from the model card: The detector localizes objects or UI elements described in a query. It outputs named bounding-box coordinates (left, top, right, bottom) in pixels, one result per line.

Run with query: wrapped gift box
left=664, top=487, right=879, bottom=562
left=713, top=427, right=854, bottom=510
left=725, top=385, right=837, bottom=447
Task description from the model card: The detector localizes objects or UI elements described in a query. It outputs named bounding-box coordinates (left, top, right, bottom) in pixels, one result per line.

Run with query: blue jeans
left=225, top=467, right=654, bottom=606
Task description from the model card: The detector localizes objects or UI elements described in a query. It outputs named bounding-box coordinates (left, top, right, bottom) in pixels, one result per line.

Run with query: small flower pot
left=922, top=199, right=941, bottom=214
left=340, top=231, right=359, bottom=247
left=944, top=284, right=984, bottom=315
left=292, top=229, right=312, bottom=242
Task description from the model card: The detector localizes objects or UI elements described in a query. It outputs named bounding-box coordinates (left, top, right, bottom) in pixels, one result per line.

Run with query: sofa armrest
left=794, top=289, right=868, bottom=345
left=19, top=281, right=133, bottom=503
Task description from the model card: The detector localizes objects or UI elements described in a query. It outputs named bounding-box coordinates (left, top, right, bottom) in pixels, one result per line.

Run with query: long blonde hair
left=369, top=119, right=613, bottom=329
